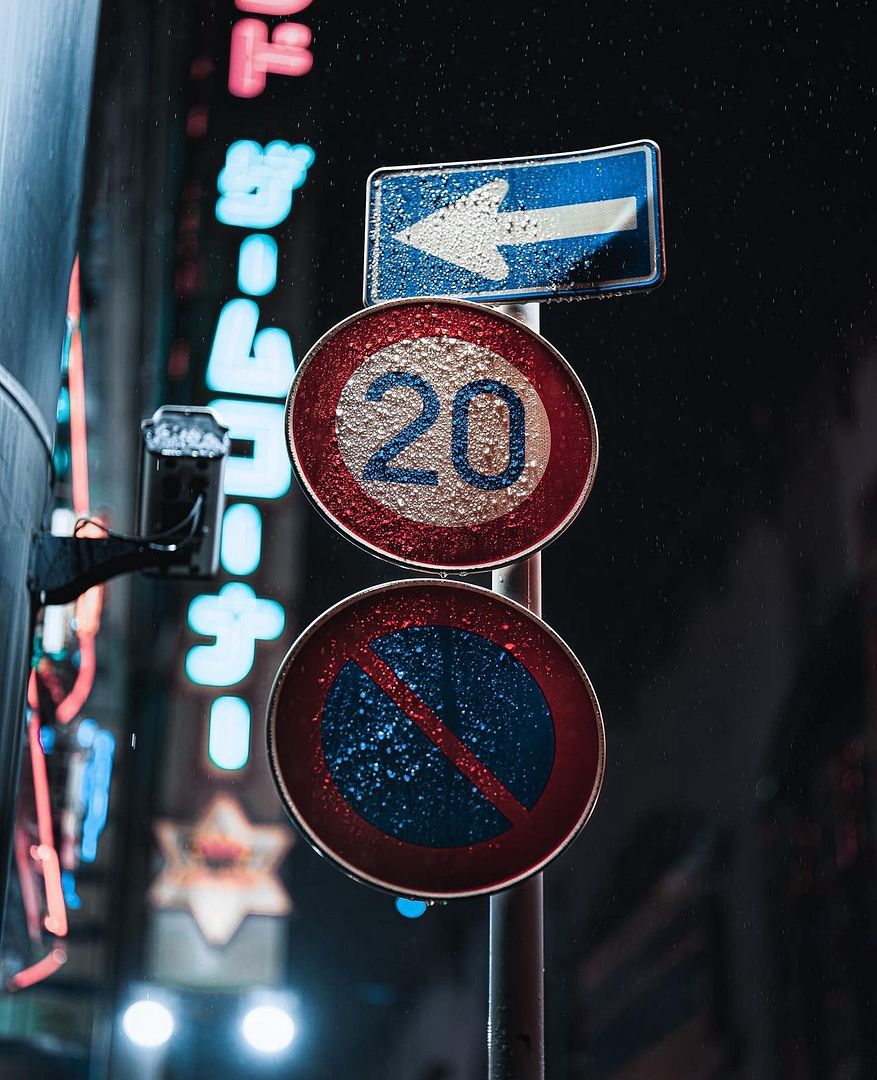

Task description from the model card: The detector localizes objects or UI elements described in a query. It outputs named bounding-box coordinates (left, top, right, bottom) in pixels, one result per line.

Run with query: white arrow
left=393, top=178, right=638, bottom=282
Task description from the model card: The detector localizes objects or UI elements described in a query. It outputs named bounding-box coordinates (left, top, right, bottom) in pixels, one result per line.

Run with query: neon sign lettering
left=208, top=697, right=251, bottom=771
left=229, top=19, right=314, bottom=98
left=220, top=503, right=263, bottom=577
left=235, top=0, right=313, bottom=13
left=184, top=5, right=315, bottom=775
left=216, top=140, right=314, bottom=228
left=188, top=133, right=312, bottom=759
left=238, top=234, right=278, bottom=296
left=206, top=298, right=294, bottom=398
left=209, top=398, right=291, bottom=499
left=186, top=583, right=285, bottom=687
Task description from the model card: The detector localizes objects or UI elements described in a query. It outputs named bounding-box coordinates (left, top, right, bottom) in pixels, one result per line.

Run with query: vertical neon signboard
left=190, top=162, right=314, bottom=774
left=184, top=138, right=313, bottom=768
left=172, top=5, right=316, bottom=782
left=149, top=0, right=317, bottom=972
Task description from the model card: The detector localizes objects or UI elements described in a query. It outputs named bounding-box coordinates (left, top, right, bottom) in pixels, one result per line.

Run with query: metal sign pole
left=489, top=302, right=544, bottom=1080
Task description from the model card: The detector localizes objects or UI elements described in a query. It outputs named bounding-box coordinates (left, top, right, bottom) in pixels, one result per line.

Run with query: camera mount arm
left=28, top=497, right=204, bottom=607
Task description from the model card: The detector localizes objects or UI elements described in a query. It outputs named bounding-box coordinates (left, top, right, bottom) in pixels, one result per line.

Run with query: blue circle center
left=321, top=626, right=554, bottom=847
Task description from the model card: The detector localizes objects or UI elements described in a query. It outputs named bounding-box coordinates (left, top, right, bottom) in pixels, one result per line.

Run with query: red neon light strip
left=74, top=572, right=104, bottom=635
left=8, top=707, right=70, bottom=990
left=27, top=703, right=68, bottom=934
left=28, top=710, right=55, bottom=850
left=32, top=844, right=68, bottom=937
left=7, top=261, right=87, bottom=993
left=34, top=661, right=65, bottom=706
left=68, top=327, right=89, bottom=516
left=50, top=255, right=100, bottom=724
left=67, top=256, right=81, bottom=323
left=352, top=647, right=530, bottom=827
left=55, top=630, right=96, bottom=725
left=235, top=0, right=314, bottom=12
left=66, top=256, right=89, bottom=518
left=7, top=948, right=67, bottom=992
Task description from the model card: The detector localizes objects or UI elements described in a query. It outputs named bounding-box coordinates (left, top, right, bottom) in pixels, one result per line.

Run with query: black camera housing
left=137, top=405, right=229, bottom=577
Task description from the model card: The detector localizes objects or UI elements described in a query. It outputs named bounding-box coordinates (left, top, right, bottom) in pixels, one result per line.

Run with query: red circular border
left=286, top=299, right=598, bottom=573
left=267, top=580, right=605, bottom=899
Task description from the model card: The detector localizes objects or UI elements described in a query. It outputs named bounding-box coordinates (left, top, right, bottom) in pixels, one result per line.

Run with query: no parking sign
left=285, top=298, right=597, bottom=573
left=267, top=580, right=604, bottom=899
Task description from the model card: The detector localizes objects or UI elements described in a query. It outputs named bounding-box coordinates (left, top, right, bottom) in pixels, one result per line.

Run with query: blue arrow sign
left=364, top=141, right=664, bottom=305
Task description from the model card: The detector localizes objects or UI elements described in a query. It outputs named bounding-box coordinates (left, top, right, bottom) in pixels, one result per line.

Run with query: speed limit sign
left=285, top=298, right=597, bottom=573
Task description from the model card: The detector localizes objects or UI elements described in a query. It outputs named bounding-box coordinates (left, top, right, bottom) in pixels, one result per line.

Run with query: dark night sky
left=291, top=0, right=875, bottom=706
left=262, top=9, right=876, bottom=1069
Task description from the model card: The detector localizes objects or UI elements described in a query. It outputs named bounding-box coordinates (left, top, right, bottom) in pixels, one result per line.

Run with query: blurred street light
left=241, top=1004, right=296, bottom=1054
left=122, top=999, right=175, bottom=1048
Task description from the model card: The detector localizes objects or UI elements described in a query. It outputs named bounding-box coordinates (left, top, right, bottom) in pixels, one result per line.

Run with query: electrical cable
left=72, top=493, right=205, bottom=551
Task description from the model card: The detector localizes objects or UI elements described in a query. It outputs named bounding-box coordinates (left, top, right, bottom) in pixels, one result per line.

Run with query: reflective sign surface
left=364, top=142, right=664, bottom=305
left=267, top=580, right=605, bottom=899
left=286, top=299, right=598, bottom=572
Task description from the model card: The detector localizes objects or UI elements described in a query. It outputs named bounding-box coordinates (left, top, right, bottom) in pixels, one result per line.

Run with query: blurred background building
left=0, top=1, right=874, bottom=1078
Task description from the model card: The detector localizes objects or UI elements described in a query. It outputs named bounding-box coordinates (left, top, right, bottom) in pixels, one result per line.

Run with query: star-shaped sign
left=149, top=794, right=294, bottom=946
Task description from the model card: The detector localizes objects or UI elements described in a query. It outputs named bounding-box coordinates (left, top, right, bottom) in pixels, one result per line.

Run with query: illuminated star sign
left=149, top=794, right=293, bottom=946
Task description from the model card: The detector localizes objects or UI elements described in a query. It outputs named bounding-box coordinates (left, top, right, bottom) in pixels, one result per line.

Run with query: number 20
left=362, top=372, right=525, bottom=490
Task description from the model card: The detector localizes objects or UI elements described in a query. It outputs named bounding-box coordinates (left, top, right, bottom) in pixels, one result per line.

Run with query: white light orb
left=122, top=1000, right=174, bottom=1048
left=242, top=1004, right=296, bottom=1054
